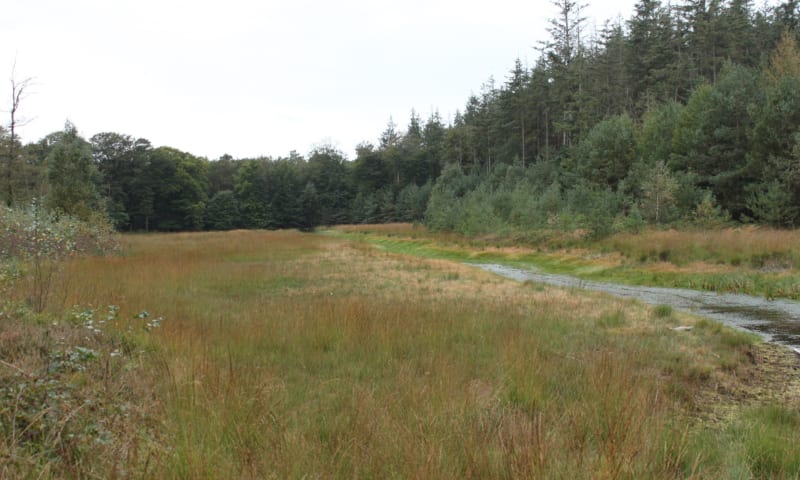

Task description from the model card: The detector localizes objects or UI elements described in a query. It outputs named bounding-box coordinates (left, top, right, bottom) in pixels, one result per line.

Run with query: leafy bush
left=0, top=201, right=118, bottom=312
left=0, top=304, right=164, bottom=477
left=0, top=201, right=117, bottom=259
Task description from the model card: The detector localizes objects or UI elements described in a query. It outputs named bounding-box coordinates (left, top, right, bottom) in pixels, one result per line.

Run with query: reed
left=601, top=226, right=800, bottom=267
left=334, top=224, right=800, bottom=299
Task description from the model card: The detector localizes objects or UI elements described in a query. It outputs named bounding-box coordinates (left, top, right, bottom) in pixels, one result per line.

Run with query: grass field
left=2, top=228, right=800, bottom=478
left=332, top=224, right=800, bottom=300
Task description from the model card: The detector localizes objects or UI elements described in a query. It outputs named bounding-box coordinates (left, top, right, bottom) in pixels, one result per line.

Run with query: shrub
left=0, top=304, right=164, bottom=477
left=0, top=201, right=118, bottom=312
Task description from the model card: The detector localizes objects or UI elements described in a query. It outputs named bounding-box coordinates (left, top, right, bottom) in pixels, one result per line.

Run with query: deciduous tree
left=46, top=122, right=101, bottom=219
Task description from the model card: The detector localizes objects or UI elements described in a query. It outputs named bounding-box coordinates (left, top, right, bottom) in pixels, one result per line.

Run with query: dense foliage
left=0, top=201, right=118, bottom=311
left=3, top=0, right=800, bottom=234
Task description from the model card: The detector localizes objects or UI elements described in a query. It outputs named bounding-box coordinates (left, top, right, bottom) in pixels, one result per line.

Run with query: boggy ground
left=335, top=224, right=800, bottom=476
left=338, top=225, right=800, bottom=417
left=1, top=228, right=799, bottom=478
left=337, top=226, right=800, bottom=382
left=694, top=342, right=800, bottom=424
left=335, top=223, right=800, bottom=300
left=343, top=231, right=800, bottom=426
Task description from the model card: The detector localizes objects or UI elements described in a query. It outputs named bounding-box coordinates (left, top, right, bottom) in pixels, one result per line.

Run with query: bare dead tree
left=5, top=60, right=34, bottom=207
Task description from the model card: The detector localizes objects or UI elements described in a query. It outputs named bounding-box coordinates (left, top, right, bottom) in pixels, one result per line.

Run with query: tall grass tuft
left=602, top=226, right=800, bottom=268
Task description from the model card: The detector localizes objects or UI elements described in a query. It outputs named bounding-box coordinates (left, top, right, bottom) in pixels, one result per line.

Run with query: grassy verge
left=1, top=228, right=799, bottom=477
left=329, top=224, right=800, bottom=299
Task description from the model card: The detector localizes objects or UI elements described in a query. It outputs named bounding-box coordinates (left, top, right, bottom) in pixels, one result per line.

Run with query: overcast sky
left=2, top=0, right=638, bottom=160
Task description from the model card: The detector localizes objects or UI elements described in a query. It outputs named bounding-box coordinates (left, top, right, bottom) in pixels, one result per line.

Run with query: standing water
left=474, top=263, right=800, bottom=350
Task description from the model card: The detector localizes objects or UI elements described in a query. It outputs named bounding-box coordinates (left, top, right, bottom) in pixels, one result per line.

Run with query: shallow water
left=473, top=263, right=800, bottom=350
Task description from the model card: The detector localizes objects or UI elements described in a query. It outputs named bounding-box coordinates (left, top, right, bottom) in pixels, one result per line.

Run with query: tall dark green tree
left=208, top=154, right=239, bottom=196
left=205, top=190, right=240, bottom=230
left=589, top=20, right=632, bottom=116
left=569, top=114, right=637, bottom=190
left=379, top=118, right=403, bottom=186
left=671, top=64, right=760, bottom=217
left=91, top=132, right=152, bottom=229
left=307, top=146, right=353, bottom=225
left=146, top=147, right=208, bottom=231
left=542, top=0, right=587, bottom=147
left=748, top=32, right=800, bottom=224
left=722, top=0, right=758, bottom=67
left=46, top=122, right=101, bottom=219
left=299, top=182, right=321, bottom=231
left=443, top=112, right=468, bottom=167
left=399, top=110, right=430, bottom=185
left=421, top=111, right=446, bottom=178
left=497, top=59, right=532, bottom=167
left=234, top=159, right=271, bottom=229
left=353, top=144, right=391, bottom=194
left=638, top=101, right=683, bottom=167
left=627, top=0, right=680, bottom=112
left=265, top=159, right=302, bottom=228
left=680, top=0, right=731, bottom=83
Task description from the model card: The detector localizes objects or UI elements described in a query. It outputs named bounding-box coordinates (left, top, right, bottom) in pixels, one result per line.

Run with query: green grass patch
left=328, top=227, right=800, bottom=300
left=653, top=304, right=673, bottom=318
left=596, top=309, right=627, bottom=328
left=690, top=405, right=800, bottom=478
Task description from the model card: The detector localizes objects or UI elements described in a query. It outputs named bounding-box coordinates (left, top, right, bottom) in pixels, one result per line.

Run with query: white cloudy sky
left=2, top=0, right=638, bottom=160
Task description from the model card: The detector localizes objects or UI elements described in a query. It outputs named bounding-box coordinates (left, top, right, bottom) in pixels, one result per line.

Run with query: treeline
left=4, top=0, right=800, bottom=235
left=423, top=0, right=800, bottom=236
left=0, top=119, right=440, bottom=231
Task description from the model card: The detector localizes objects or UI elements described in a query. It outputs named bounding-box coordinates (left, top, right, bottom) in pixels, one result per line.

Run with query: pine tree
left=541, top=0, right=588, bottom=147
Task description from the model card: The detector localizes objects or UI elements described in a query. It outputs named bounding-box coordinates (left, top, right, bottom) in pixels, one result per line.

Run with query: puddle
left=473, top=263, right=800, bottom=350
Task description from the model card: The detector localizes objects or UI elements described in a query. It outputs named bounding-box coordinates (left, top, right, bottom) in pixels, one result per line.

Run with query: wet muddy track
left=474, top=263, right=800, bottom=350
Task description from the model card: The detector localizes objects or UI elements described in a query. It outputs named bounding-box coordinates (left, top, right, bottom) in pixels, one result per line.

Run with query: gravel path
left=474, top=263, right=800, bottom=350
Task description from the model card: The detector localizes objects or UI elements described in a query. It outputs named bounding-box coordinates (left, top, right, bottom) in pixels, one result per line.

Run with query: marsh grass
left=601, top=227, right=800, bottom=267
left=333, top=224, right=800, bottom=299
left=337, top=224, right=800, bottom=267
left=689, top=404, right=800, bottom=478
left=1, top=228, right=793, bottom=477
left=654, top=304, right=674, bottom=318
